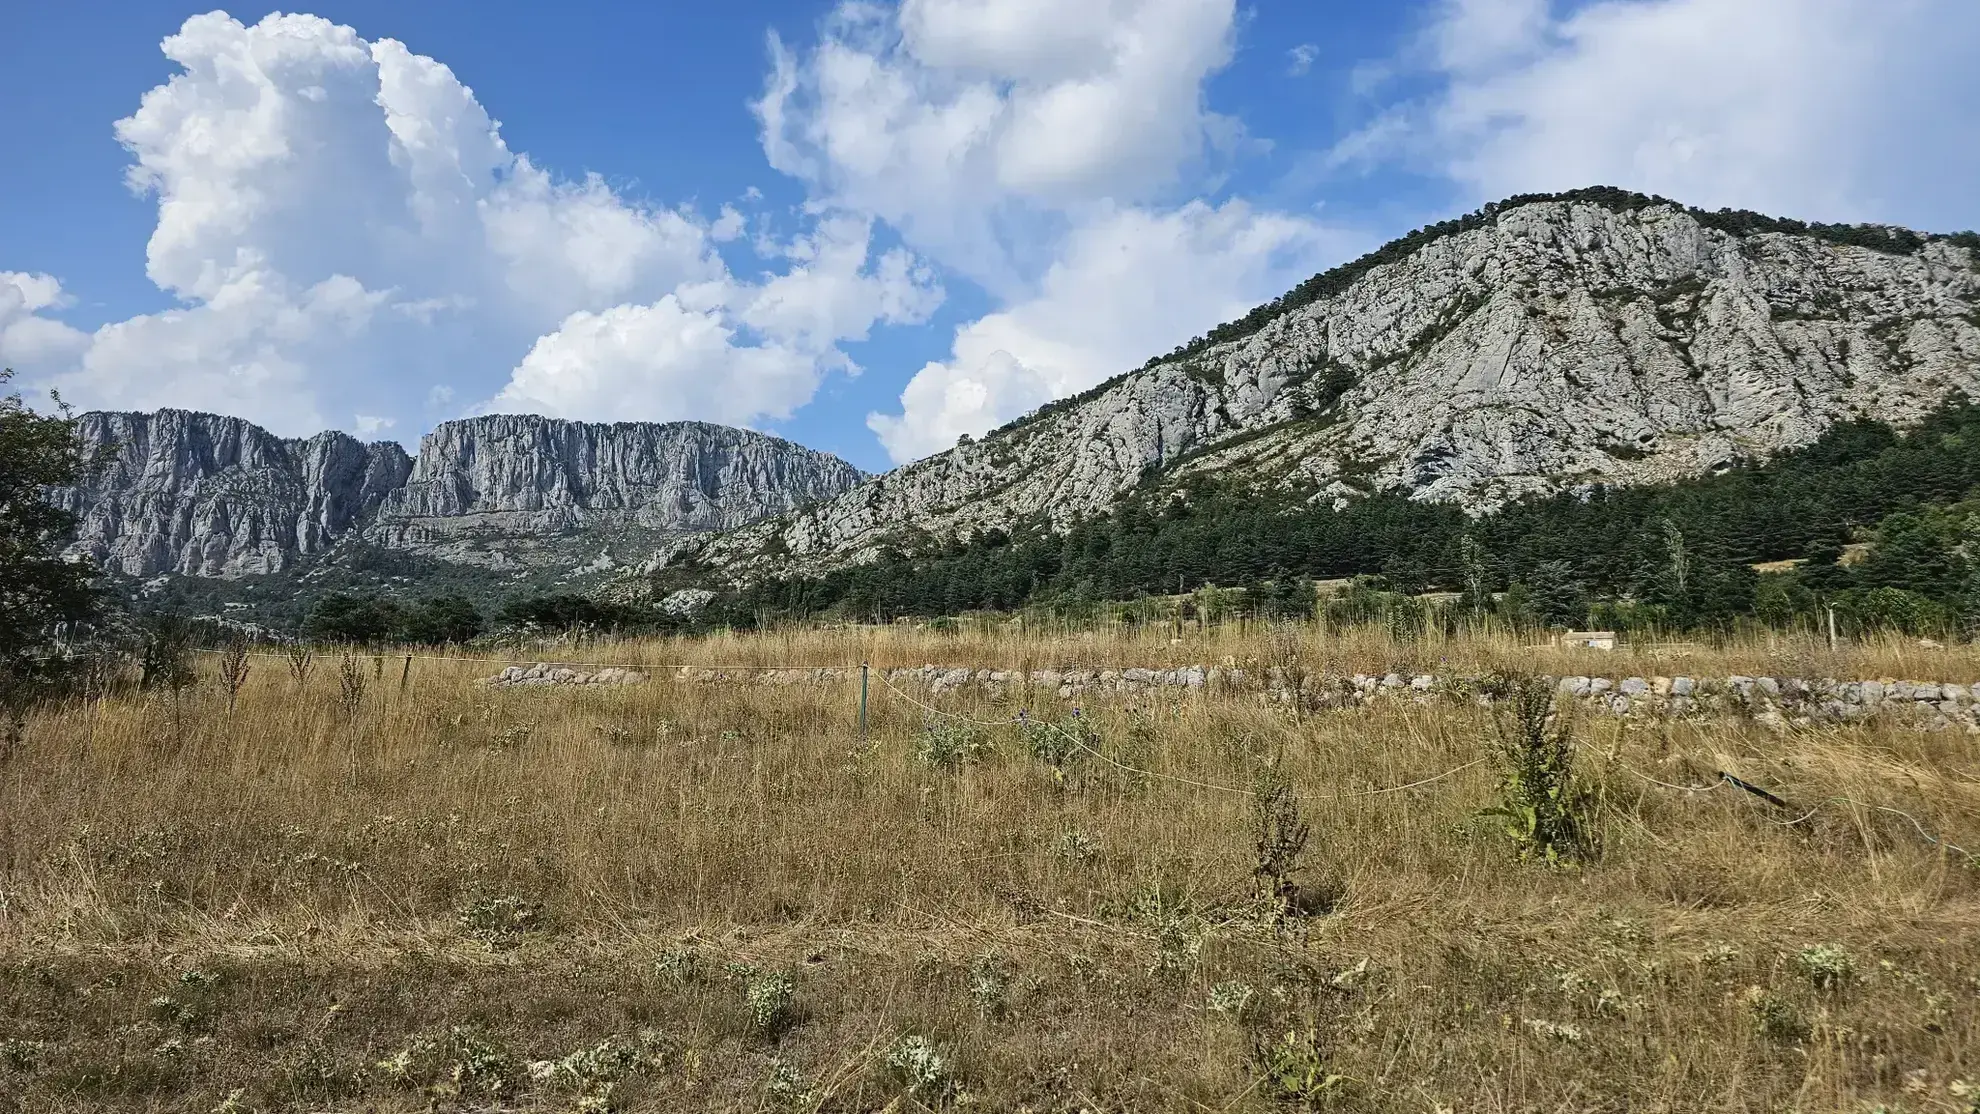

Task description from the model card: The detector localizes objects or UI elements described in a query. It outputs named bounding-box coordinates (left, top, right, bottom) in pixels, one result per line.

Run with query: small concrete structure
left=1560, top=630, right=1619, bottom=651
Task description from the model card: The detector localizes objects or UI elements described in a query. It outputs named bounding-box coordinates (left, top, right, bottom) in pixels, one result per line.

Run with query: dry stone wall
left=478, top=664, right=650, bottom=688
left=480, top=661, right=1980, bottom=731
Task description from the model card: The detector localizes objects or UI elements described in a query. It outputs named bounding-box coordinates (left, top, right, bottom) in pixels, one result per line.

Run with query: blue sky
left=4, top=1, right=1977, bottom=472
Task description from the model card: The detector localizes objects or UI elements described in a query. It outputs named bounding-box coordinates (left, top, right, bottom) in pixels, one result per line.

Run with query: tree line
left=299, top=592, right=673, bottom=645
left=702, top=397, right=1980, bottom=638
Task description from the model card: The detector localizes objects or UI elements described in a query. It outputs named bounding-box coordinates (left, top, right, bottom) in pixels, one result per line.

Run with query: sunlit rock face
left=693, top=198, right=1980, bottom=580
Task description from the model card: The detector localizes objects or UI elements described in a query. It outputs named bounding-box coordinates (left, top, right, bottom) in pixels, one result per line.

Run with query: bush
left=137, top=614, right=198, bottom=694
left=1832, top=586, right=1952, bottom=636
left=916, top=720, right=992, bottom=768
left=306, top=593, right=398, bottom=644
left=395, top=595, right=483, bottom=644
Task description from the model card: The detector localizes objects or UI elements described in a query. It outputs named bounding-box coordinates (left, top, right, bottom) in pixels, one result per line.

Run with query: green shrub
left=457, top=894, right=545, bottom=950
left=742, top=971, right=798, bottom=1035
left=1794, top=944, right=1855, bottom=991
left=968, top=951, right=1013, bottom=1019
left=916, top=720, right=991, bottom=768
left=1256, top=1027, right=1348, bottom=1106
left=884, top=1034, right=954, bottom=1098
left=1482, top=675, right=1600, bottom=863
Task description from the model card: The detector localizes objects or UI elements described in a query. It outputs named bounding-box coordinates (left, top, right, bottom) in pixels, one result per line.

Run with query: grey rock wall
left=368, top=415, right=864, bottom=567
left=54, top=411, right=865, bottom=579
left=52, top=410, right=411, bottom=578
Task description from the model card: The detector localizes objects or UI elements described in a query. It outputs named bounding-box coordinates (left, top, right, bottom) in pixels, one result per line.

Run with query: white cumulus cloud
left=868, top=200, right=1352, bottom=461
left=0, top=273, right=89, bottom=372
left=765, top=0, right=1357, bottom=463
left=485, top=215, right=941, bottom=424
left=12, top=10, right=938, bottom=438
left=758, top=0, right=1244, bottom=291
left=1358, top=0, right=1980, bottom=230
left=489, top=298, right=819, bottom=427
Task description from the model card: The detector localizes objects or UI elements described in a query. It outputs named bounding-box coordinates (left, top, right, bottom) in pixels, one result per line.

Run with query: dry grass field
left=2, top=623, right=1978, bottom=1112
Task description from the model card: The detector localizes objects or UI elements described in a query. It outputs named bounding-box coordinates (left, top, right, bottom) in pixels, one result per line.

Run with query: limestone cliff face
left=55, top=412, right=865, bottom=579
left=694, top=197, right=1980, bottom=578
left=365, top=415, right=867, bottom=568
left=53, top=410, right=411, bottom=578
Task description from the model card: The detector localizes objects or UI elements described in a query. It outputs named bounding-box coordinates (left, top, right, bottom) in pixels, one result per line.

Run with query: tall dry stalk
left=1251, top=757, right=1312, bottom=925
left=1266, top=625, right=1309, bottom=720
left=285, top=643, right=314, bottom=689
left=218, top=636, right=251, bottom=715
left=338, top=649, right=368, bottom=787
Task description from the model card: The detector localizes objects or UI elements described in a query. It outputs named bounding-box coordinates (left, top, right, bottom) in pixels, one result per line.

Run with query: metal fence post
left=859, top=663, right=869, bottom=736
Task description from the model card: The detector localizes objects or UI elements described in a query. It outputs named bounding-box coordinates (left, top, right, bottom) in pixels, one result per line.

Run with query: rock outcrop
left=56, top=411, right=865, bottom=579
left=366, top=415, right=865, bottom=569
left=53, top=410, right=412, bottom=578
left=692, top=194, right=1980, bottom=580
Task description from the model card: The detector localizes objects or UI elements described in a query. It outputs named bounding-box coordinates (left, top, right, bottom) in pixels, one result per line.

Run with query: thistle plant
left=1483, top=673, right=1600, bottom=863
left=1795, top=943, right=1855, bottom=991
left=337, top=650, right=367, bottom=716
left=740, top=969, right=798, bottom=1036
left=968, top=950, right=1013, bottom=1019
left=1253, top=760, right=1312, bottom=923
left=884, top=1034, right=954, bottom=1099
left=916, top=719, right=991, bottom=768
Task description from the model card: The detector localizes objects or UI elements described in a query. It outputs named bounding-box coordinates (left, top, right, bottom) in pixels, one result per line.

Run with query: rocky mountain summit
left=689, top=190, right=1980, bottom=581
left=54, top=411, right=865, bottom=580
left=54, top=410, right=413, bottom=578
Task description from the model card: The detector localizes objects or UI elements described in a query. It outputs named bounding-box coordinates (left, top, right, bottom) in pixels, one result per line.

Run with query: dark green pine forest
left=693, top=398, right=1980, bottom=638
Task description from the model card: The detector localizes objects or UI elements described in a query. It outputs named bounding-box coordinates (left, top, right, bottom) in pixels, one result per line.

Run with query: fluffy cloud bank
left=764, top=0, right=1350, bottom=462
left=0, top=273, right=89, bottom=372
left=8, top=11, right=938, bottom=436
left=1362, top=0, right=1980, bottom=230
left=869, top=200, right=1345, bottom=459
left=847, top=0, right=1980, bottom=464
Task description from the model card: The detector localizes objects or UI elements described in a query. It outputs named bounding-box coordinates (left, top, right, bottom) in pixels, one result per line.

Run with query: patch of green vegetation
left=705, top=396, right=1980, bottom=639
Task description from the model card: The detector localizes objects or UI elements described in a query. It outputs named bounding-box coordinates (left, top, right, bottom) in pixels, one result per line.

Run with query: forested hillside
left=689, top=397, right=1980, bottom=636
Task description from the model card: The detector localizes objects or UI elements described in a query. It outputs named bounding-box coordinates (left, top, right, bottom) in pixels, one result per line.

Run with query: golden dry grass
left=1, top=624, right=1977, bottom=1112
left=525, top=617, right=1980, bottom=682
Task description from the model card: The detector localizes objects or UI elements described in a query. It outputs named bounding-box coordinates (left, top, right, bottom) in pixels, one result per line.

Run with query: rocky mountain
left=686, top=189, right=1980, bottom=582
left=54, top=410, right=413, bottom=578
left=55, top=411, right=865, bottom=581
left=365, top=415, right=867, bottom=571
